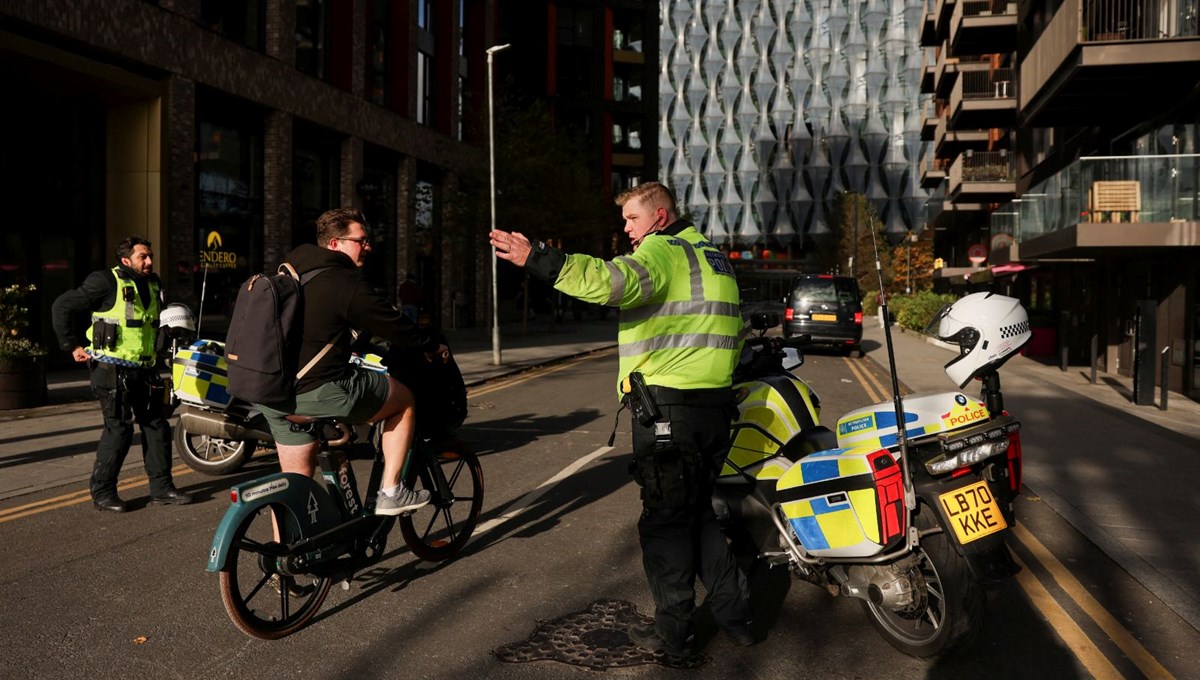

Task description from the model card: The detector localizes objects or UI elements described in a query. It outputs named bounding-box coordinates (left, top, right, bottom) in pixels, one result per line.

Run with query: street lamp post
left=487, top=43, right=511, bottom=366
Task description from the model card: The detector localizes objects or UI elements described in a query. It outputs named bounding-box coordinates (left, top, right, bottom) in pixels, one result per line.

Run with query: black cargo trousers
left=629, top=386, right=751, bottom=648
left=89, top=362, right=174, bottom=501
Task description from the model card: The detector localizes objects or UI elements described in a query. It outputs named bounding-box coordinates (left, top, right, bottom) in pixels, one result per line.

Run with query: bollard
left=1060, top=344, right=1069, bottom=372
left=1159, top=347, right=1169, bottom=411
left=1089, top=334, right=1098, bottom=384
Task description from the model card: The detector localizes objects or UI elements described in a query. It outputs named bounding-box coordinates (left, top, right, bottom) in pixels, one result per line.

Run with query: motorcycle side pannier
left=776, top=446, right=905, bottom=558
left=172, top=340, right=233, bottom=411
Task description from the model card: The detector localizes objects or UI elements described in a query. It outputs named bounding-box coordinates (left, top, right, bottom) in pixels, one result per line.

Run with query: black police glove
left=524, top=239, right=567, bottom=283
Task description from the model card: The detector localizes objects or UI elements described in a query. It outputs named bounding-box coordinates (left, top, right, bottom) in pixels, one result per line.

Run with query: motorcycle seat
left=778, top=425, right=839, bottom=462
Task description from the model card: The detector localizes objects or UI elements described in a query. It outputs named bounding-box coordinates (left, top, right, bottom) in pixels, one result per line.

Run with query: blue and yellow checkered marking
left=173, top=348, right=231, bottom=408
left=778, top=447, right=886, bottom=554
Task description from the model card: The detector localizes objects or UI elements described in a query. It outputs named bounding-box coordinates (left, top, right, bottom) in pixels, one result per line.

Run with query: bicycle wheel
left=399, top=444, right=484, bottom=561
left=218, top=503, right=332, bottom=639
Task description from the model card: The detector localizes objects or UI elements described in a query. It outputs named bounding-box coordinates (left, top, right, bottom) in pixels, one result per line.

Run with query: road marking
left=467, top=349, right=615, bottom=399
left=1011, top=523, right=1175, bottom=680
left=842, top=355, right=885, bottom=404
left=472, top=445, right=614, bottom=540
left=1011, top=552, right=1125, bottom=679
left=0, top=464, right=193, bottom=523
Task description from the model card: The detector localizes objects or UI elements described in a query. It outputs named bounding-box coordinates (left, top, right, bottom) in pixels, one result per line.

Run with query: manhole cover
left=493, top=598, right=706, bottom=670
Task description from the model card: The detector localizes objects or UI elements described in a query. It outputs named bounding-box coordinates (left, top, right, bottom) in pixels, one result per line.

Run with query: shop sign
left=200, top=230, right=239, bottom=269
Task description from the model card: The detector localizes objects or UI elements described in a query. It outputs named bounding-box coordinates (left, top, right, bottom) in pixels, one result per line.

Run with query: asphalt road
left=1, top=349, right=1197, bottom=679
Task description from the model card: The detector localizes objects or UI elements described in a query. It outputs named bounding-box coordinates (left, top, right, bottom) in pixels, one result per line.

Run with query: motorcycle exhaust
left=178, top=405, right=273, bottom=442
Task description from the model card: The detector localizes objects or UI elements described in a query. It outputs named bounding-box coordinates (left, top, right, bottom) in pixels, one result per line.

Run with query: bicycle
left=205, top=416, right=484, bottom=639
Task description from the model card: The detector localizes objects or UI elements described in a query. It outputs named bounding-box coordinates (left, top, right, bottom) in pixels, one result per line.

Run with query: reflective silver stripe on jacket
left=619, top=332, right=742, bottom=357
left=670, top=238, right=706, bottom=301
left=621, top=300, right=741, bottom=324
left=613, top=256, right=653, bottom=304
left=603, top=262, right=626, bottom=306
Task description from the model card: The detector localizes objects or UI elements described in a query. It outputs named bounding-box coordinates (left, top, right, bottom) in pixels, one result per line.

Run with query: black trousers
left=89, top=363, right=174, bottom=501
left=631, top=398, right=751, bottom=647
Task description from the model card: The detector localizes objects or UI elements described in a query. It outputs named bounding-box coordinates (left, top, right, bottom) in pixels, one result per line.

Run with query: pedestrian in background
left=489, top=181, right=754, bottom=656
left=51, top=236, right=193, bottom=513
left=396, top=270, right=424, bottom=324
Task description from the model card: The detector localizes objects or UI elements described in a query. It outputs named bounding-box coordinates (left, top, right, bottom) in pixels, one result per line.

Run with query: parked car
left=783, top=274, right=864, bottom=356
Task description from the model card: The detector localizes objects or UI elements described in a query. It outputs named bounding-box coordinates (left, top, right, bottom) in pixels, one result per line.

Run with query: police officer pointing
left=52, top=236, right=192, bottom=512
left=490, top=181, right=753, bottom=655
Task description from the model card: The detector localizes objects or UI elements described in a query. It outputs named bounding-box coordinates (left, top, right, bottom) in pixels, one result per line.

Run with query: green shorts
left=260, top=368, right=390, bottom=446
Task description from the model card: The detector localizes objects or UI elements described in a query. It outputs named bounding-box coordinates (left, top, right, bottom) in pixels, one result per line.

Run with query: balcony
left=930, top=0, right=959, bottom=46
left=933, top=114, right=990, bottom=160
left=995, top=154, right=1200, bottom=258
left=950, top=0, right=1018, bottom=56
left=948, top=149, right=1016, bottom=203
left=935, top=53, right=991, bottom=98
left=921, top=156, right=949, bottom=189
left=921, top=100, right=939, bottom=141
left=949, top=67, right=1017, bottom=128
left=1021, top=0, right=1200, bottom=127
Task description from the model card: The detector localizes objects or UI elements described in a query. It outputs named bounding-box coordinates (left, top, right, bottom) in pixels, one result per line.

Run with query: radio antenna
left=864, top=201, right=918, bottom=525
left=196, top=263, right=209, bottom=338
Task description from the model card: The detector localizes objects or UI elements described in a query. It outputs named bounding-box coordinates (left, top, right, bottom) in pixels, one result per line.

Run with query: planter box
left=0, top=355, right=48, bottom=409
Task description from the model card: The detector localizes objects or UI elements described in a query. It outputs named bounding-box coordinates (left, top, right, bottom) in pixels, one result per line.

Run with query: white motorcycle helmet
left=159, top=303, right=196, bottom=333
left=925, top=292, right=1031, bottom=388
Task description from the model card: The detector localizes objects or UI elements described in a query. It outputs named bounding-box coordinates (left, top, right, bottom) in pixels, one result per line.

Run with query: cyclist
left=257, top=208, right=446, bottom=516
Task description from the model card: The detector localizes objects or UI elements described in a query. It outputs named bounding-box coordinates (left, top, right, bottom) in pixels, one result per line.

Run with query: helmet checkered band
left=1000, top=320, right=1030, bottom=339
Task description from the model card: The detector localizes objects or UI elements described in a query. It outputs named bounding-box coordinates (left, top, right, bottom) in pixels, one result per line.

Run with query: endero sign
left=200, top=230, right=240, bottom=269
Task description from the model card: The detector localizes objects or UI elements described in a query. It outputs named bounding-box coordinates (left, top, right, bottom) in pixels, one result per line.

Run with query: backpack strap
left=279, top=263, right=343, bottom=380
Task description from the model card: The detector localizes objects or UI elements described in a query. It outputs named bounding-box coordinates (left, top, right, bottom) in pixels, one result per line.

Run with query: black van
left=783, top=275, right=863, bottom=355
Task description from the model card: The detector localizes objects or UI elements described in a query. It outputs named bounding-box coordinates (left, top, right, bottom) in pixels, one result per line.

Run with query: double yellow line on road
left=842, top=355, right=1173, bottom=679
left=0, top=464, right=194, bottom=523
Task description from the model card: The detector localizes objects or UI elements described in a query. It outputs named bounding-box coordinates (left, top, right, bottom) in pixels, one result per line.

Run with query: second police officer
left=489, top=181, right=754, bottom=656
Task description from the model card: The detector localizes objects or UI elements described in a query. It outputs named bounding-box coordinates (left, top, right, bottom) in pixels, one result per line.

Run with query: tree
left=890, top=238, right=935, bottom=295
left=829, top=192, right=893, bottom=296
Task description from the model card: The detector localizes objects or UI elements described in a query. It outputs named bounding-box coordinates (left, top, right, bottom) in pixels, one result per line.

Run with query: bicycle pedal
left=340, top=579, right=351, bottom=591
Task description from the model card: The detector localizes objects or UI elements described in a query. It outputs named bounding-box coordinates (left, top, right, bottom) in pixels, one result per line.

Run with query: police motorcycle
left=716, top=292, right=1030, bottom=658
left=158, top=304, right=274, bottom=475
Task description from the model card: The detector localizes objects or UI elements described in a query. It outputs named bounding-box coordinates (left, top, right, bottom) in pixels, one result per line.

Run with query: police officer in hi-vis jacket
left=489, top=181, right=754, bottom=656
left=52, top=236, right=192, bottom=513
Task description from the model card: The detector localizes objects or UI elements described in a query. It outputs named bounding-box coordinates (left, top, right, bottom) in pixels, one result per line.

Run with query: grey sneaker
left=375, top=486, right=431, bottom=516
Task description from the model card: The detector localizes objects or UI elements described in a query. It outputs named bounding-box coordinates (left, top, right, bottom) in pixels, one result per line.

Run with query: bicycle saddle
left=284, top=415, right=355, bottom=447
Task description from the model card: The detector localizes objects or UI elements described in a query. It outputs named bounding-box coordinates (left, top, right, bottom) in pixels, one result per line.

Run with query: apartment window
left=457, top=76, right=466, bottom=140
left=296, top=0, right=331, bottom=80
left=367, top=0, right=389, bottom=106
left=612, top=8, right=644, bottom=52
left=199, top=0, right=265, bottom=50
left=292, top=126, right=341, bottom=248
left=557, top=6, right=593, bottom=46
left=459, top=0, right=465, bottom=56
left=417, top=51, right=434, bottom=125
left=418, top=0, right=434, bottom=31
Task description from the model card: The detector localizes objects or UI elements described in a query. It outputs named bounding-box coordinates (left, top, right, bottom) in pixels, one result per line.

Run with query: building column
left=439, top=171, right=460, bottom=329
left=395, top=155, right=417, bottom=280
left=164, top=75, right=195, bottom=303
left=263, top=110, right=293, bottom=265
left=266, top=0, right=296, bottom=63
left=341, top=135, right=364, bottom=209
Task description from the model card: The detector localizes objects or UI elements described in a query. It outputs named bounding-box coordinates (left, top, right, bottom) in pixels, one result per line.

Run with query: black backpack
left=385, top=331, right=468, bottom=436
left=225, top=264, right=336, bottom=406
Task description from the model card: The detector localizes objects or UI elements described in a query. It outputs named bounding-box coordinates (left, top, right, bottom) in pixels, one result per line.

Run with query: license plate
left=811, top=313, right=837, bottom=321
left=938, top=480, right=1007, bottom=544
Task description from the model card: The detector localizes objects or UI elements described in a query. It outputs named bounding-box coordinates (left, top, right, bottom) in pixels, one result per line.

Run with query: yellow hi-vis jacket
left=85, top=267, right=161, bottom=367
left=553, top=224, right=743, bottom=398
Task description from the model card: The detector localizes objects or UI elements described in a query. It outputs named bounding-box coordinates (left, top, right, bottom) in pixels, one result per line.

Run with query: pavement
left=3, top=313, right=1199, bottom=632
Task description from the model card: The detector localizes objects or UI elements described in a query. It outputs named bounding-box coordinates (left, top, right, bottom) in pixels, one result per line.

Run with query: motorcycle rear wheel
left=175, top=425, right=253, bottom=475
left=860, top=506, right=983, bottom=658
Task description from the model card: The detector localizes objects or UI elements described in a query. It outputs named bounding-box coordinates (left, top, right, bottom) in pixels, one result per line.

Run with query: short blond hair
left=615, top=181, right=677, bottom=215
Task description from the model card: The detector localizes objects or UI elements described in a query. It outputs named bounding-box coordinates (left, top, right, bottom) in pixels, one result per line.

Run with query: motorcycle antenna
left=196, top=263, right=209, bottom=338
left=863, top=204, right=918, bottom=523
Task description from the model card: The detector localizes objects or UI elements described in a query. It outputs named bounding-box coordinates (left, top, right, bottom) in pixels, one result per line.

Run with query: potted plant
left=0, top=284, right=49, bottom=409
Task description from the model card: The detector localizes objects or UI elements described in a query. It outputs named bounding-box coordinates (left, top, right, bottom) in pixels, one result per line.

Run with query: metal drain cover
left=493, top=598, right=706, bottom=670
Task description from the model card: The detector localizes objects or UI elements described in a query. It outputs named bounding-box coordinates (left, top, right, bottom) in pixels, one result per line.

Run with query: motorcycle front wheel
left=174, top=425, right=253, bottom=475
left=860, top=506, right=983, bottom=658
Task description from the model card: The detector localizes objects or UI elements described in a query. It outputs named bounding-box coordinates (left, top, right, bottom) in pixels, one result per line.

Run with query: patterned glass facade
left=660, top=0, right=930, bottom=245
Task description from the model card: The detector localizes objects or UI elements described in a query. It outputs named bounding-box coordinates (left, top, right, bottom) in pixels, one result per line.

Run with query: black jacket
left=287, top=244, right=433, bottom=394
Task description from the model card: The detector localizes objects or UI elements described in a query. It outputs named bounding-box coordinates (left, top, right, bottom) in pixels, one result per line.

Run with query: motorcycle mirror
left=781, top=347, right=804, bottom=371
left=749, top=312, right=780, bottom=331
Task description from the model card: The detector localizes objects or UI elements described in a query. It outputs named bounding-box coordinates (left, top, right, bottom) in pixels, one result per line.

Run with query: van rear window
left=793, top=278, right=860, bottom=304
